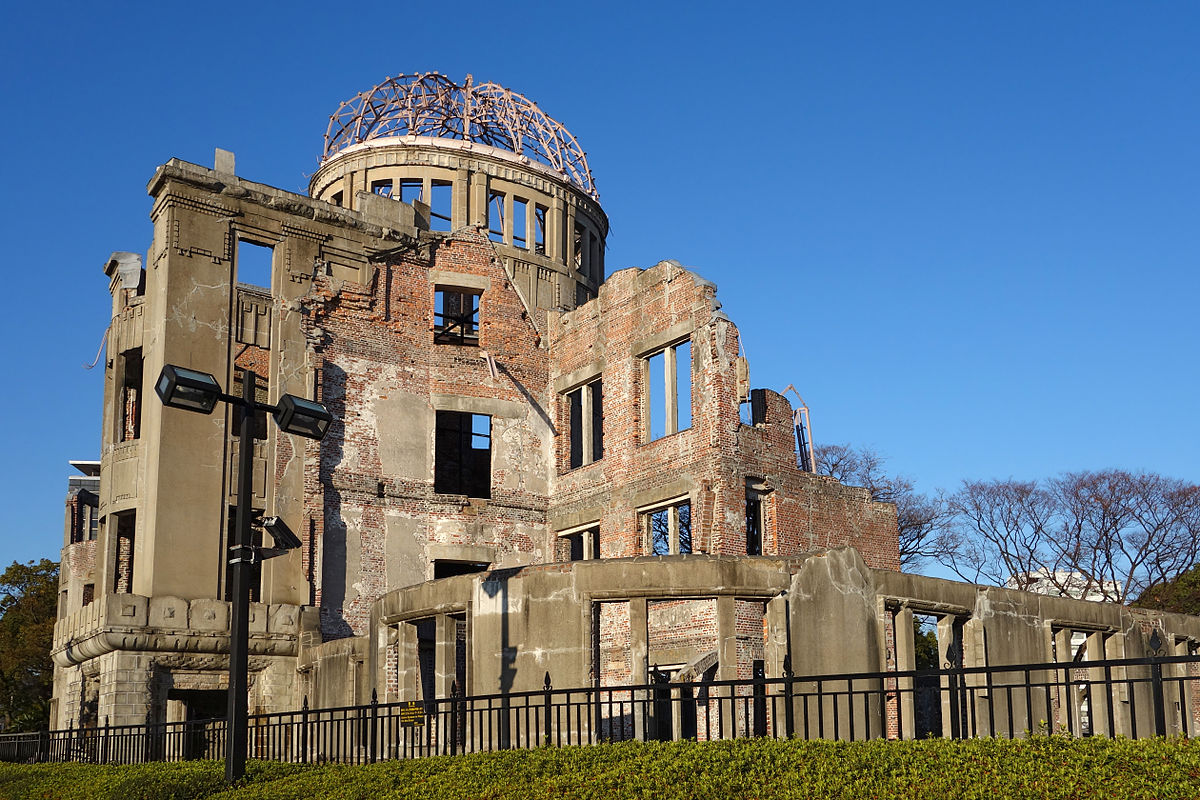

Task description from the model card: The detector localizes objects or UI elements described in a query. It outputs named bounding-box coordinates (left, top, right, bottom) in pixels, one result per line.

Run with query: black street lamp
left=155, top=365, right=331, bottom=784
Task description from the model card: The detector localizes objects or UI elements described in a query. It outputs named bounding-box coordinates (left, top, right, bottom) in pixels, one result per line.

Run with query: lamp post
left=155, top=364, right=331, bottom=784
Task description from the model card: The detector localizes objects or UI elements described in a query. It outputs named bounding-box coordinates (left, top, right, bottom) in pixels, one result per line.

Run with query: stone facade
left=48, top=74, right=1200, bottom=738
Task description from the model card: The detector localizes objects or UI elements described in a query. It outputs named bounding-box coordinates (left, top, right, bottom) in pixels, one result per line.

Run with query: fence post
left=100, top=717, right=109, bottom=764
left=369, top=689, right=379, bottom=763
left=1149, top=630, right=1168, bottom=737
left=300, top=696, right=309, bottom=764
left=543, top=672, right=553, bottom=747
left=783, top=655, right=795, bottom=739
left=449, top=681, right=459, bottom=756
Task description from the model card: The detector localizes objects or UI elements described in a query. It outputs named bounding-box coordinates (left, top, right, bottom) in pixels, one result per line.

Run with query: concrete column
left=629, top=598, right=648, bottom=740
left=435, top=614, right=457, bottom=700
left=565, top=204, right=577, bottom=268
left=453, top=169, right=468, bottom=227
left=548, top=198, right=564, bottom=263
left=526, top=200, right=538, bottom=254
left=1106, top=633, right=1130, bottom=735
left=717, top=595, right=738, bottom=738
left=893, top=607, right=916, bottom=740
left=1083, top=630, right=1112, bottom=736
left=397, top=622, right=420, bottom=701
left=936, top=616, right=959, bottom=738
left=503, top=192, right=514, bottom=245
left=469, top=172, right=488, bottom=227
left=1051, top=628, right=1080, bottom=735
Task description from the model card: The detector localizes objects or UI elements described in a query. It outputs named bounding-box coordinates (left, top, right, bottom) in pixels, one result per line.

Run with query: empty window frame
left=433, top=560, right=490, bottom=579
left=746, top=481, right=770, bottom=556
left=642, top=498, right=692, bottom=555
left=434, top=288, right=481, bottom=345
left=371, top=179, right=394, bottom=198
left=575, top=283, right=594, bottom=307
left=330, top=191, right=344, bottom=207
left=429, top=181, right=453, bottom=231
left=565, top=379, right=603, bottom=470
left=591, top=234, right=602, bottom=281
left=534, top=205, right=547, bottom=255
left=573, top=223, right=585, bottom=271
left=487, top=190, right=506, bottom=243
left=558, top=525, right=600, bottom=561
left=118, top=348, right=143, bottom=442
left=512, top=197, right=528, bottom=248
left=399, top=179, right=423, bottom=205
left=644, top=339, right=692, bottom=441
left=434, top=411, right=491, bottom=498
left=236, top=239, right=273, bottom=290
left=113, top=511, right=136, bottom=593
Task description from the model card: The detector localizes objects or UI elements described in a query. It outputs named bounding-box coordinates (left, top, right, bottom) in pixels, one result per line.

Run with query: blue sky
left=2, top=2, right=1196, bottom=569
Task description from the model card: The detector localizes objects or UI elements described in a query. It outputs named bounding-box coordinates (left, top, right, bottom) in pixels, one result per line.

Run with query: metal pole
left=225, top=370, right=255, bottom=784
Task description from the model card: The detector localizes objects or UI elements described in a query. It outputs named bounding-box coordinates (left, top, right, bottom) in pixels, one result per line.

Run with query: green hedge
left=3, top=736, right=1200, bottom=800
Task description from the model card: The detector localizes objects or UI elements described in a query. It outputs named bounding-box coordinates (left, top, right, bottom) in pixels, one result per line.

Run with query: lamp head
left=155, top=365, right=222, bottom=414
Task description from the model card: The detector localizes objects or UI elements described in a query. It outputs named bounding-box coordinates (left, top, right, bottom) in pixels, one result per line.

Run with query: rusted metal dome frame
left=323, top=73, right=597, bottom=199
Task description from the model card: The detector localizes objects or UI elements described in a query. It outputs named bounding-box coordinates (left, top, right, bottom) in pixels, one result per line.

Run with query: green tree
left=1133, top=564, right=1200, bottom=615
left=0, top=559, right=58, bottom=731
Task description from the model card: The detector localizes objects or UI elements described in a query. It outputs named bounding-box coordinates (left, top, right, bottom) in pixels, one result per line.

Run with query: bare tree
left=941, top=479, right=1058, bottom=590
left=815, top=444, right=953, bottom=571
left=942, top=470, right=1200, bottom=603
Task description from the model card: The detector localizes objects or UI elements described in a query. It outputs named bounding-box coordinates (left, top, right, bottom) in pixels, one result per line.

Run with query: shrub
left=4, top=736, right=1200, bottom=800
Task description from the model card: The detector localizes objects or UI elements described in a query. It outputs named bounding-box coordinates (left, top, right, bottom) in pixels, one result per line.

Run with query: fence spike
left=544, top=671, right=552, bottom=691
left=371, top=688, right=378, bottom=705
left=302, top=695, right=309, bottom=711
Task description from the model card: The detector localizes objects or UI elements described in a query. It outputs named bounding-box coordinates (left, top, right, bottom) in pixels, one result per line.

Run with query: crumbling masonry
left=51, top=74, right=1200, bottom=739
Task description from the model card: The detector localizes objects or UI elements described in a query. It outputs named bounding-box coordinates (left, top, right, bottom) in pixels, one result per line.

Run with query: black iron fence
left=4, top=654, right=1199, bottom=765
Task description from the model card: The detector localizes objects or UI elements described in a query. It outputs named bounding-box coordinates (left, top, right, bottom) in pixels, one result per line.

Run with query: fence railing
left=4, top=654, right=1199, bottom=765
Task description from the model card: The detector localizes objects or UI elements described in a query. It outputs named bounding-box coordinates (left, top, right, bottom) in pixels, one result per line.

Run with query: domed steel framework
left=323, top=73, right=597, bottom=199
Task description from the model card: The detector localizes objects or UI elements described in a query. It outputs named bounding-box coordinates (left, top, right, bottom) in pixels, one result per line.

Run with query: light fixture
left=274, top=394, right=333, bottom=440
left=155, top=365, right=222, bottom=414
left=258, top=515, right=302, bottom=551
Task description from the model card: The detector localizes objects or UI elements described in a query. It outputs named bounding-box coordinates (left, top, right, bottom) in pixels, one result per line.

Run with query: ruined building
left=51, top=74, right=1200, bottom=740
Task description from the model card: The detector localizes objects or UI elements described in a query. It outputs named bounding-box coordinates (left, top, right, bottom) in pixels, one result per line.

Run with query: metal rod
left=225, top=370, right=255, bottom=784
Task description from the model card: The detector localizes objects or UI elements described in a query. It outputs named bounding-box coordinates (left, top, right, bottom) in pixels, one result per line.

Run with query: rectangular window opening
left=435, top=411, right=491, bottom=498
left=434, top=288, right=481, bottom=345
left=591, top=235, right=602, bottom=281
left=236, top=239, right=274, bottom=290
left=399, top=179, right=423, bottom=205
left=330, top=191, right=343, bottom=207
left=114, top=511, right=136, bottom=593
left=644, top=339, right=692, bottom=442
left=573, top=223, right=585, bottom=270
left=513, top=197, right=528, bottom=248
left=430, top=181, right=453, bottom=231
left=575, top=283, right=594, bottom=307
left=487, top=190, right=506, bottom=243
left=641, top=499, right=692, bottom=555
left=119, top=348, right=143, bottom=442
left=433, top=560, right=490, bottom=579
left=82, top=584, right=94, bottom=608
left=534, top=205, right=547, bottom=255
left=371, top=179, right=394, bottom=198
left=559, top=526, right=600, bottom=561
left=565, top=379, right=603, bottom=470
left=746, top=482, right=769, bottom=556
